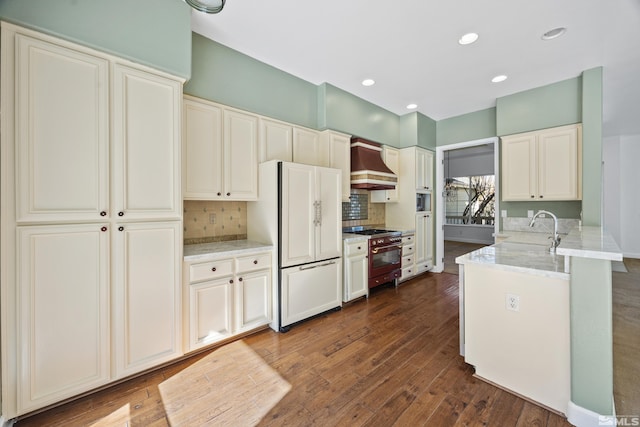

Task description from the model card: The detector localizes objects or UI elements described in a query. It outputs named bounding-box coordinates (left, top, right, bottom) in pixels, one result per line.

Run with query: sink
left=496, top=241, right=552, bottom=253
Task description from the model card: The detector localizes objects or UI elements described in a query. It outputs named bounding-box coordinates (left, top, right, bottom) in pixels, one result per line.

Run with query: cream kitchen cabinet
left=415, top=212, right=434, bottom=273
left=112, top=222, right=182, bottom=378
left=2, top=22, right=184, bottom=420
left=183, top=250, right=272, bottom=352
left=16, top=224, right=111, bottom=414
left=259, top=117, right=293, bottom=162
left=343, top=237, right=369, bottom=302
left=400, top=232, right=416, bottom=282
left=320, top=130, right=352, bottom=202
left=293, top=126, right=322, bottom=165
left=371, top=146, right=400, bottom=203
left=183, top=95, right=259, bottom=200
left=416, top=147, right=434, bottom=191
left=501, top=124, right=582, bottom=201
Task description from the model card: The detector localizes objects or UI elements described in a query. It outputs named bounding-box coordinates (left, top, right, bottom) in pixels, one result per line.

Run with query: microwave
left=416, top=192, right=431, bottom=212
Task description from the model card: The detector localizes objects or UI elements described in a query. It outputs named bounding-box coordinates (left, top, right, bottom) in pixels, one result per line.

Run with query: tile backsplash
left=342, top=189, right=385, bottom=228
left=184, top=200, right=247, bottom=244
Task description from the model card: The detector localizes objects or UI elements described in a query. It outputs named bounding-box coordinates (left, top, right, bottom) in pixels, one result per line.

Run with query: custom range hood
left=350, top=137, right=397, bottom=190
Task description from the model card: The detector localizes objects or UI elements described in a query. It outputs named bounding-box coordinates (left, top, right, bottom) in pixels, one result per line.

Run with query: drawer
left=236, top=251, right=272, bottom=273
left=189, top=258, right=234, bottom=283
left=402, top=235, right=414, bottom=245
left=416, top=260, right=432, bottom=274
left=402, top=254, right=414, bottom=267
left=345, top=240, right=367, bottom=257
left=401, top=266, right=415, bottom=281
left=402, top=244, right=415, bottom=256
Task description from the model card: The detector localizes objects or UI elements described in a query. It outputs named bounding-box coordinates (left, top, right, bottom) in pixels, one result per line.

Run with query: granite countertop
left=457, top=225, right=623, bottom=278
left=342, top=233, right=370, bottom=242
left=184, top=240, right=273, bottom=262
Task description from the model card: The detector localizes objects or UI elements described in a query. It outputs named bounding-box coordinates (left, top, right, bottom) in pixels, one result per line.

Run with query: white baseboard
left=0, top=415, right=16, bottom=427
left=623, top=252, right=640, bottom=259
left=567, top=400, right=616, bottom=427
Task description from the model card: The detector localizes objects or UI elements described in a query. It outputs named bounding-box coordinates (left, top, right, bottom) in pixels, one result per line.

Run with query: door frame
left=434, top=137, right=499, bottom=273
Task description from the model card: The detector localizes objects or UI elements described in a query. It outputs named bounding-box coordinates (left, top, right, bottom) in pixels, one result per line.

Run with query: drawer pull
left=100, top=211, right=107, bottom=217
left=211, top=267, right=217, bottom=272
left=229, top=279, right=233, bottom=284
left=118, top=211, right=124, bottom=217
left=357, top=246, right=361, bottom=250
left=239, top=277, right=243, bottom=282
left=101, top=226, right=107, bottom=232
left=253, top=260, right=258, bottom=265
left=118, top=226, right=124, bottom=232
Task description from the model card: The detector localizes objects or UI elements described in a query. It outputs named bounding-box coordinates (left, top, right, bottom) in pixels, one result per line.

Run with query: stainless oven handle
left=299, top=260, right=337, bottom=271
left=371, top=245, right=403, bottom=254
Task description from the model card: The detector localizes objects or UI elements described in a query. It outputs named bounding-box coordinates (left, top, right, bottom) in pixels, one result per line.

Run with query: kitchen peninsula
left=456, top=225, right=622, bottom=423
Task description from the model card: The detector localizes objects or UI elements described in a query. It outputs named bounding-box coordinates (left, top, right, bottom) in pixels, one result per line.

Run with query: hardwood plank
left=515, top=401, right=549, bottom=427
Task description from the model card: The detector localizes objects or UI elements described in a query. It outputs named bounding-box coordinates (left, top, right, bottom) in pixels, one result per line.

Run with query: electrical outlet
left=209, top=213, right=216, bottom=224
left=506, top=294, right=520, bottom=312
left=501, top=210, right=507, bottom=218
left=527, top=210, right=534, bottom=218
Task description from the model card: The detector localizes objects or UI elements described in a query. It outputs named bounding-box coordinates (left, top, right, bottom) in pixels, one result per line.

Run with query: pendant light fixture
left=185, top=0, right=226, bottom=14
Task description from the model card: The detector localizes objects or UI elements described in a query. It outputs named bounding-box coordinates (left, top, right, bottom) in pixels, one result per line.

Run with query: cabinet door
left=415, top=212, right=433, bottom=265
left=415, top=148, right=433, bottom=191
left=183, top=97, right=224, bottom=199
left=259, top=118, right=293, bottom=163
left=537, top=126, right=581, bottom=200
left=501, top=134, right=537, bottom=201
left=17, top=225, right=110, bottom=413
left=281, top=163, right=316, bottom=267
left=324, top=131, right=351, bottom=201
left=15, top=34, right=109, bottom=223
left=224, top=109, right=259, bottom=200
left=187, top=277, right=233, bottom=351
left=112, top=65, right=182, bottom=220
left=293, top=127, right=321, bottom=166
left=344, top=255, right=368, bottom=302
left=113, top=221, right=182, bottom=378
left=315, top=166, right=343, bottom=261
left=235, top=269, right=271, bottom=333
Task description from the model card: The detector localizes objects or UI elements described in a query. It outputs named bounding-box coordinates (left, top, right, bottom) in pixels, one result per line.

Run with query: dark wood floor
left=16, top=270, right=576, bottom=427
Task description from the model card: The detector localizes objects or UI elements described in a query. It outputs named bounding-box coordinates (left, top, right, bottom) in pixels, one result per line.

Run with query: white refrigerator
left=248, top=161, right=342, bottom=332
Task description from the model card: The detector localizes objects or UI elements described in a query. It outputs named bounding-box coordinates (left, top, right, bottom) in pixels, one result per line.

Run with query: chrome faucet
left=529, top=210, right=561, bottom=253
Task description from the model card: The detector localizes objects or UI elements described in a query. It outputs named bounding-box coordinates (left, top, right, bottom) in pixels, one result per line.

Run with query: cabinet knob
left=531, top=195, right=535, bottom=198
left=238, top=277, right=243, bottom=282
left=100, top=211, right=107, bottom=217
left=101, top=226, right=107, bottom=232
left=217, top=192, right=222, bottom=196
left=118, top=211, right=124, bottom=217
left=226, top=192, right=231, bottom=196
left=387, top=198, right=390, bottom=201
left=211, top=267, right=217, bottom=272
left=539, top=195, right=544, bottom=199
left=253, top=260, right=258, bottom=265
left=357, top=246, right=361, bottom=250
left=118, top=226, right=124, bottom=231
left=229, top=279, right=233, bottom=284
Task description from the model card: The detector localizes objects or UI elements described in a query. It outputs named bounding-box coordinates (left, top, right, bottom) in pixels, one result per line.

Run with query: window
left=445, top=175, right=495, bottom=225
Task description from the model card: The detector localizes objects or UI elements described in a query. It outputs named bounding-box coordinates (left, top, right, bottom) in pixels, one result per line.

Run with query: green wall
left=319, top=83, right=401, bottom=146
left=570, top=257, right=613, bottom=415
left=496, top=77, right=582, bottom=136
left=436, top=107, right=497, bottom=146
left=581, top=67, right=603, bottom=226
left=0, top=0, right=191, bottom=79
left=399, top=112, right=436, bottom=149
left=186, top=33, right=318, bottom=129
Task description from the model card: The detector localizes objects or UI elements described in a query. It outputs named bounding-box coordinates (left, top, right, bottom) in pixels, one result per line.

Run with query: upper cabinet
left=259, top=117, right=293, bottom=163
left=415, top=148, right=434, bottom=192
left=292, top=127, right=321, bottom=165
left=502, top=124, right=582, bottom=201
left=183, top=95, right=258, bottom=201
left=371, top=146, right=400, bottom=203
left=320, top=130, right=351, bottom=202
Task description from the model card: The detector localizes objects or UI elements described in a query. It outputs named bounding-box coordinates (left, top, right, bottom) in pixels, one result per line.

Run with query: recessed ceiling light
left=362, top=79, right=375, bottom=86
left=458, top=32, right=479, bottom=45
left=406, top=104, right=418, bottom=110
left=491, top=75, right=508, bottom=83
left=541, top=27, right=567, bottom=40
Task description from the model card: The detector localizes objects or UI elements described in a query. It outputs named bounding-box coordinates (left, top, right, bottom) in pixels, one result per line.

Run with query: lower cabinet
left=343, top=238, right=368, bottom=302
left=16, top=221, right=182, bottom=414
left=415, top=213, right=434, bottom=272
left=184, top=250, right=272, bottom=352
left=399, top=232, right=416, bottom=282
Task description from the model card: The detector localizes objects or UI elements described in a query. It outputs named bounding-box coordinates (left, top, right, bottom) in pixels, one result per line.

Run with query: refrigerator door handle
left=317, top=200, right=322, bottom=226
left=313, top=201, right=319, bottom=226
left=299, top=260, right=337, bottom=271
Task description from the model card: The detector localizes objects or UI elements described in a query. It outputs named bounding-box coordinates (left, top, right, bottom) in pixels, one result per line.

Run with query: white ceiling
left=191, top=0, right=640, bottom=138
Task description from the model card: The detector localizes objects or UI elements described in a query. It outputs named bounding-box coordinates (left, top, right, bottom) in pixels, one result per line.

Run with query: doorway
left=434, top=137, right=499, bottom=273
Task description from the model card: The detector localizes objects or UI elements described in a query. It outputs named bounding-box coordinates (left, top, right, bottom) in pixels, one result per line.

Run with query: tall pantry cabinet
left=1, top=22, right=184, bottom=418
